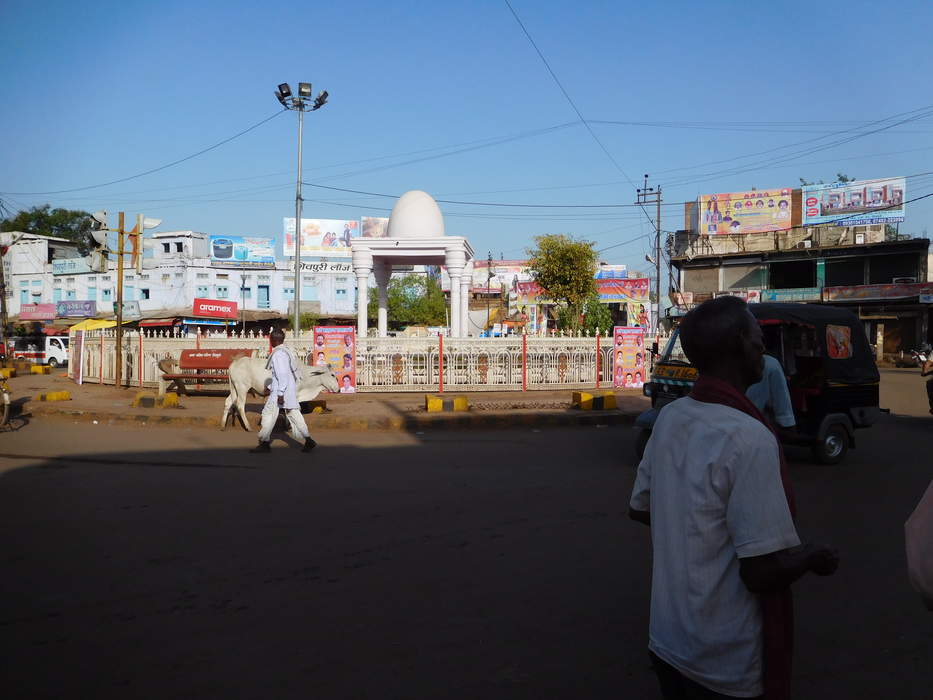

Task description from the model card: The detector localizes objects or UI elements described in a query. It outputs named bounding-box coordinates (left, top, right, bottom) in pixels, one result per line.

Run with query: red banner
left=20, top=303, right=56, bottom=320
left=192, top=298, right=238, bottom=319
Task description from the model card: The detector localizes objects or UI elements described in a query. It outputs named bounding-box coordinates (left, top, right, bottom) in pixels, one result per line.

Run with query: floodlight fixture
left=277, top=83, right=292, bottom=98
left=298, top=82, right=312, bottom=97
left=313, top=90, right=328, bottom=110
left=275, top=90, right=288, bottom=106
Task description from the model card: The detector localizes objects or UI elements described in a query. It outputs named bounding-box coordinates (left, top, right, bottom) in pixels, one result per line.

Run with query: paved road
left=1, top=413, right=930, bottom=699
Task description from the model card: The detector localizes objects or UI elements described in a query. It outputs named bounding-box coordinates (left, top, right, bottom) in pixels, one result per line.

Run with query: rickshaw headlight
left=643, top=382, right=654, bottom=397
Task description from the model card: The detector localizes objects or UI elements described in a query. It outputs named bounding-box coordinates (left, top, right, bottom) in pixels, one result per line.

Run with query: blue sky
left=2, top=0, right=932, bottom=272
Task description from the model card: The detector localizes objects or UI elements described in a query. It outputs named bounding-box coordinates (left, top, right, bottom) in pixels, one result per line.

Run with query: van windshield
left=661, top=330, right=689, bottom=365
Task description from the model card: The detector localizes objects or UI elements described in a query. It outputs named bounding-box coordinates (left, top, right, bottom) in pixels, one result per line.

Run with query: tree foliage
left=799, top=173, right=855, bottom=187
left=582, top=291, right=613, bottom=335
left=0, top=204, right=95, bottom=254
left=368, top=274, right=447, bottom=328
left=526, top=234, right=597, bottom=331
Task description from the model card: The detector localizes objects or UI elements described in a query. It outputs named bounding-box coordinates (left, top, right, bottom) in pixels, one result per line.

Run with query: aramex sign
left=192, top=298, right=238, bottom=319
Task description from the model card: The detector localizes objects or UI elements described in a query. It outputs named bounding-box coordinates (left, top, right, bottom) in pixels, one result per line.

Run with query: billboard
left=823, top=282, right=933, bottom=302
left=284, top=218, right=357, bottom=257
left=443, top=260, right=534, bottom=292
left=802, top=177, right=905, bottom=226
left=613, top=327, right=646, bottom=389
left=598, top=278, right=649, bottom=303
left=193, top=298, right=238, bottom=319
left=698, top=187, right=793, bottom=235
left=312, top=326, right=356, bottom=393
left=361, top=217, right=389, bottom=239
left=209, top=235, right=275, bottom=267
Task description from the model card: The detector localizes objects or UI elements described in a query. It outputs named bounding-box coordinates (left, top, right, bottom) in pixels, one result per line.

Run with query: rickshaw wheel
left=812, top=424, right=849, bottom=465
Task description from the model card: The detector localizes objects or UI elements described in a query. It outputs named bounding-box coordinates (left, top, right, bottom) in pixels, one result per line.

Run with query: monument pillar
left=352, top=247, right=373, bottom=338
left=374, top=261, right=391, bottom=338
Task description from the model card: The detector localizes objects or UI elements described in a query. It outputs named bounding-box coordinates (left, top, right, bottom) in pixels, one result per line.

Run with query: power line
left=501, top=0, right=656, bottom=228
left=0, top=109, right=287, bottom=196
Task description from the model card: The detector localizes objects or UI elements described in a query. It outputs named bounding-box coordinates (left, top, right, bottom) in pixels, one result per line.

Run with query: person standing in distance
left=630, top=296, right=838, bottom=699
left=920, top=343, right=933, bottom=415
left=746, top=352, right=796, bottom=436
left=251, top=329, right=316, bottom=453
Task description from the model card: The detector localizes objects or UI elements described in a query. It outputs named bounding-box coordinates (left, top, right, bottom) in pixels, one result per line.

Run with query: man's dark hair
left=270, top=329, right=286, bottom=344
left=679, top=296, right=752, bottom=372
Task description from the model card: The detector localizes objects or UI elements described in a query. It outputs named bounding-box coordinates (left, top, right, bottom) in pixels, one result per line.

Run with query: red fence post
left=438, top=332, right=444, bottom=394
left=522, top=332, right=527, bottom=392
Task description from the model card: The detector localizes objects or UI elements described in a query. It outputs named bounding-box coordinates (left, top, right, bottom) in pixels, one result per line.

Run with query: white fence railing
left=68, top=329, right=668, bottom=392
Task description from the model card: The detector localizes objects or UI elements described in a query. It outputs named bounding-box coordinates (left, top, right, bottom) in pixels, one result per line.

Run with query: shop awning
left=139, top=319, right=177, bottom=327
left=69, top=319, right=118, bottom=332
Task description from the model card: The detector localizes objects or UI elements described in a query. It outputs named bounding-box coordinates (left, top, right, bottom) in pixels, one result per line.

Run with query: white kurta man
left=251, top=329, right=316, bottom=453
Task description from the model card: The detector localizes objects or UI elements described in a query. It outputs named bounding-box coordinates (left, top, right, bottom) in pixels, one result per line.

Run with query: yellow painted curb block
left=158, top=392, right=180, bottom=408
left=572, top=391, right=616, bottom=410
left=0, top=368, right=15, bottom=378
left=132, top=392, right=158, bottom=408
left=31, top=365, right=52, bottom=375
left=37, top=391, right=71, bottom=402
left=425, top=394, right=470, bottom=412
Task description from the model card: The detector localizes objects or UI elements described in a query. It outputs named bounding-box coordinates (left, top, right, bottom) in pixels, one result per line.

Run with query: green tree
left=0, top=204, right=95, bottom=254
left=286, top=311, right=320, bottom=331
left=526, top=234, right=597, bottom=332
left=799, top=173, right=855, bottom=187
left=367, top=274, right=447, bottom=328
left=582, top=290, right=613, bottom=335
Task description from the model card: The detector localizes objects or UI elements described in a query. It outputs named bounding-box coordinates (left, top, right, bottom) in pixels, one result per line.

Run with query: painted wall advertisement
left=284, top=218, right=358, bottom=257
left=698, top=187, right=793, bottom=235
left=803, top=177, right=905, bottom=226
left=209, top=235, right=275, bottom=267
left=613, top=326, right=646, bottom=389
left=312, top=326, right=356, bottom=393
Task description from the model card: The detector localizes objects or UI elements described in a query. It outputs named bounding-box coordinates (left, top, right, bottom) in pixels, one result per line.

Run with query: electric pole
left=635, top=175, right=662, bottom=335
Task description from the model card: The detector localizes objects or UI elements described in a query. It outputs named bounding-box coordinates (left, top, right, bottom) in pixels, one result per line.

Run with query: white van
left=12, top=336, right=69, bottom=367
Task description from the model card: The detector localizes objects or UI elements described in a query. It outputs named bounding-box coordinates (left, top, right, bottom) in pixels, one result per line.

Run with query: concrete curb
left=27, top=404, right=639, bottom=432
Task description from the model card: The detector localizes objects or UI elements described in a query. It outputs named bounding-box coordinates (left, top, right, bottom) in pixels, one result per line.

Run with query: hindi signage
left=19, top=303, right=56, bottom=320
left=56, top=300, right=97, bottom=318
left=760, top=288, right=822, bottom=302
left=52, top=258, right=93, bottom=275
left=823, top=282, right=933, bottom=302
left=312, top=326, right=356, bottom=393
left=698, top=187, right=793, bottom=234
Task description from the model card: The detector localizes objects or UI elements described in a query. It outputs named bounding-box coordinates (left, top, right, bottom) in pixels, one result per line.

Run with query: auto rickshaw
left=635, top=303, right=881, bottom=464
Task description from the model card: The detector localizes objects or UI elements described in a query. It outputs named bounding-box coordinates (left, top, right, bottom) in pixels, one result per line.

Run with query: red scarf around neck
left=690, top=374, right=796, bottom=700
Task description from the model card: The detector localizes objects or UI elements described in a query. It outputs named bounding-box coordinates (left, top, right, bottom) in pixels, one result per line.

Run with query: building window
left=175, top=242, right=183, bottom=253
left=139, top=274, right=149, bottom=280
left=336, top=276, right=348, bottom=282
left=216, top=286, right=228, bottom=298
left=32, top=280, right=42, bottom=287
left=140, top=288, right=150, bottom=300
left=163, top=243, right=170, bottom=253
left=196, top=273, right=209, bottom=280
left=20, top=289, right=29, bottom=304
left=125, top=286, right=135, bottom=301
left=196, top=285, right=209, bottom=296
left=336, top=288, right=347, bottom=296
left=241, top=287, right=252, bottom=298
left=216, top=274, right=229, bottom=280
left=175, top=273, right=184, bottom=279
left=161, top=274, right=170, bottom=284
left=87, top=276, right=96, bottom=283
left=53, top=288, right=62, bottom=302
left=20, top=280, right=29, bottom=287
left=258, top=275, right=271, bottom=281
left=102, top=289, right=112, bottom=301
left=283, top=287, right=294, bottom=300
left=88, top=287, right=97, bottom=300
left=102, top=276, right=111, bottom=282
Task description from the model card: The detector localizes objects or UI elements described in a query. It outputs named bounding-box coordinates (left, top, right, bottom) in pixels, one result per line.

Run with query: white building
left=5, top=231, right=358, bottom=323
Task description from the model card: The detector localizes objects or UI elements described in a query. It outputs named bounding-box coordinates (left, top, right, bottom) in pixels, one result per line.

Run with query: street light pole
left=486, top=250, right=492, bottom=334
left=275, top=82, right=328, bottom=339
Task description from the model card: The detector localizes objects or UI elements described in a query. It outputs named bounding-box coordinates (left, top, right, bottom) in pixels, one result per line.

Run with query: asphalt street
left=1, top=386, right=931, bottom=699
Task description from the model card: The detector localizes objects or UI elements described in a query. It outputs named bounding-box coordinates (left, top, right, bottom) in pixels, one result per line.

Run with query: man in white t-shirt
left=630, top=296, right=838, bottom=699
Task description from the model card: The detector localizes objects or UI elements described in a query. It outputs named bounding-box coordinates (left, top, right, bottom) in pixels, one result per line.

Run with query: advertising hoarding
left=698, top=187, right=793, bottom=235
left=760, top=288, right=822, bottom=302
left=802, top=176, right=905, bottom=226
left=598, top=278, right=649, bottom=303
left=823, top=282, right=933, bottom=302
left=283, top=218, right=357, bottom=257
left=193, top=298, right=238, bottom=319
left=56, top=300, right=97, bottom=318
left=312, top=326, right=356, bottom=393
left=20, top=303, right=56, bottom=320
left=361, top=217, right=389, bottom=239
left=209, top=235, right=275, bottom=267
left=613, top=326, right=646, bottom=389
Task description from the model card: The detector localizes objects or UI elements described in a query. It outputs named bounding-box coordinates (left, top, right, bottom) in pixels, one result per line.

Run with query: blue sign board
left=57, top=300, right=97, bottom=317
left=760, top=288, right=822, bottom=303
left=52, top=258, right=92, bottom=275
left=209, top=235, right=275, bottom=267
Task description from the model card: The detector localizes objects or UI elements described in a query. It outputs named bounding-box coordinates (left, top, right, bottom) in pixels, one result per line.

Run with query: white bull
left=222, top=357, right=339, bottom=431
